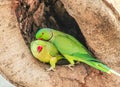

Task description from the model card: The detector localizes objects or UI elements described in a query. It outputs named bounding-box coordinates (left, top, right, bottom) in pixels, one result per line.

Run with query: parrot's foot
left=65, top=64, right=74, bottom=70
left=46, top=67, right=55, bottom=72
left=76, top=61, right=80, bottom=64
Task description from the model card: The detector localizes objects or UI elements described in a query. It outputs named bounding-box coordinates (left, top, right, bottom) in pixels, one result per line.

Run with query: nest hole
left=15, top=0, right=87, bottom=65
left=15, top=0, right=86, bottom=45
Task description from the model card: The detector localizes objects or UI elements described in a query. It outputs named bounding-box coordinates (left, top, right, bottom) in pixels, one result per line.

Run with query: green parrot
left=30, top=40, right=63, bottom=71
left=35, top=28, right=120, bottom=76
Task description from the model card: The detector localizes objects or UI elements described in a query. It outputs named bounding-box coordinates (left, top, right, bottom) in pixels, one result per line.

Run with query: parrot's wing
left=65, top=34, right=89, bottom=54
left=66, top=34, right=85, bottom=47
left=72, top=53, right=100, bottom=62
left=53, top=35, right=83, bottom=55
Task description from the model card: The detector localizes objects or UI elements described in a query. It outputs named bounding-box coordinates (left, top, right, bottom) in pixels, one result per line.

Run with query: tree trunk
left=0, top=0, right=120, bottom=87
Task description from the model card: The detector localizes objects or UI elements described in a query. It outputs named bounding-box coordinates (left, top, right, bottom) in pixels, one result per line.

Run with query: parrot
left=30, top=40, right=63, bottom=71
left=35, top=28, right=120, bottom=76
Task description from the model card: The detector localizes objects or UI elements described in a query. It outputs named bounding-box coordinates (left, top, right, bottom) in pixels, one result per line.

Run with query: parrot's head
left=36, top=28, right=52, bottom=41
left=30, top=40, right=46, bottom=53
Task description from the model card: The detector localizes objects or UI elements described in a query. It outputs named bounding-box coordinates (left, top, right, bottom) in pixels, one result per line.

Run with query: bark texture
left=0, top=0, right=120, bottom=87
left=0, top=0, right=52, bottom=87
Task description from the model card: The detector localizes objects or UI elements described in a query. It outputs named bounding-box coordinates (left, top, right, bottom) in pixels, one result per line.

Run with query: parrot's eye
left=42, top=33, right=44, bottom=35
left=37, top=46, right=43, bottom=52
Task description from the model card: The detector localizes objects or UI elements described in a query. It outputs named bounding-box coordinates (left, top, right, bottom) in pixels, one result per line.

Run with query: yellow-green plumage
left=30, top=40, right=63, bottom=70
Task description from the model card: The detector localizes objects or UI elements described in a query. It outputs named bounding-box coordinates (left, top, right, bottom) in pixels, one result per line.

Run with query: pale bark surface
left=0, top=0, right=120, bottom=87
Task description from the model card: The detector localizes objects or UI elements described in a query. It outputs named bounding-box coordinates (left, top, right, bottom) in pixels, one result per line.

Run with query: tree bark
left=0, top=0, right=120, bottom=87
left=0, top=1, right=52, bottom=87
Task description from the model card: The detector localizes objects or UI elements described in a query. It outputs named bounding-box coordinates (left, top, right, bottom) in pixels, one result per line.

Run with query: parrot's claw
left=65, top=64, right=74, bottom=70
left=76, top=61, right=80, bottom=64
left=46, top=67, right=55, bottom=71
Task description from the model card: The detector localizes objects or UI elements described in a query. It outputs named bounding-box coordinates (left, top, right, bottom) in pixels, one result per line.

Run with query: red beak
left=38, top=38, right=43, bottom=40
left=37, top=46, right=43, bottom=52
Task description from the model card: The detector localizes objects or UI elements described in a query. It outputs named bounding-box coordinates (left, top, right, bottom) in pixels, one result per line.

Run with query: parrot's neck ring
left=48, top=30, right=53, bottom=41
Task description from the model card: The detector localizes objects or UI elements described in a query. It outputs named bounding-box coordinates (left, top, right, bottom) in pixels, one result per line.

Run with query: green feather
left=72, top=53, right=110, bottom=73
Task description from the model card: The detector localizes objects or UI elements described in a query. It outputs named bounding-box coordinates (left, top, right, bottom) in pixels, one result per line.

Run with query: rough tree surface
left=0, top=0, right=120, bottom=87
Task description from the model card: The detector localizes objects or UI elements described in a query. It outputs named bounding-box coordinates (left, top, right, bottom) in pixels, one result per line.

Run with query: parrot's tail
left=109, top=69, right=120, bottom=77
left=72, top=53, right=120, bottom=76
